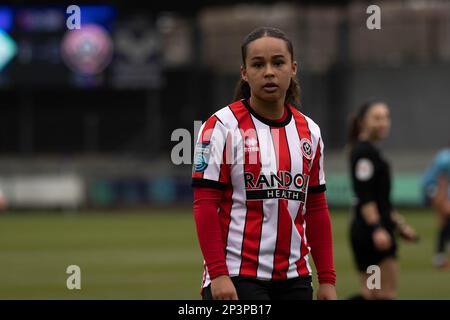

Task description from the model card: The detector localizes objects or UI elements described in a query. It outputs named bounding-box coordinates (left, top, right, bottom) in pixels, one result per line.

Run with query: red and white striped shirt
left=192, top=99, right=326, bottom=289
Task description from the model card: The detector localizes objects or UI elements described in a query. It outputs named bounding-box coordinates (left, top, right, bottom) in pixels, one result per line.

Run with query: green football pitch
left=0, top=208, right=449, bottom=299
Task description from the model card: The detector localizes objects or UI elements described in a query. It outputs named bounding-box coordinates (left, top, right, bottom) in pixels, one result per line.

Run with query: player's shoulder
left=210, top=101, right=245, bottom=130
left=200, top=105, right=235, bottom=130
left=351, top=140, right=379, bottom=160
left=436, top=149, right=450, bottom=162
left=290, top=106, right=322, bottom=138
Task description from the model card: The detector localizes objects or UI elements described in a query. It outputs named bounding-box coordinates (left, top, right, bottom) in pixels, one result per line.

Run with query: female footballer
left=192, top=27, right=336, bottom=300
left=422, top=146, right=450, bottom=269
left=347, top=100, right=418, bottom=300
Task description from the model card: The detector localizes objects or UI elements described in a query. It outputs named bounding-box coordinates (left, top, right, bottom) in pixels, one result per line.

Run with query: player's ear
left=292, top=60, right=298, bottom=77
left=240, top=65, right=248, bottom=82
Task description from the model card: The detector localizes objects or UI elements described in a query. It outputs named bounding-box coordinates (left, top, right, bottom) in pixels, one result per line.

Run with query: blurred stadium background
left=0, top=0, right=449, bottom=299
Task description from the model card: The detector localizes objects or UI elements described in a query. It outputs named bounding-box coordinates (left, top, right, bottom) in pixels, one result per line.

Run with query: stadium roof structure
left=3, top=0, right=352, bottom=15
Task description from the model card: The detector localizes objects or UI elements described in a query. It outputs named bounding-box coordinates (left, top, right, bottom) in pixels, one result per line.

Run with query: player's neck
left=359, top=131, right=380, bottom=144
left=249, top=96, right=285, bottom=120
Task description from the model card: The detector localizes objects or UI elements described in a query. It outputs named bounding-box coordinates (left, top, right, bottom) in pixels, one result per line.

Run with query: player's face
left=362, top=103, right=391, bottom=141
left=241, top=37, right=297, bottom=104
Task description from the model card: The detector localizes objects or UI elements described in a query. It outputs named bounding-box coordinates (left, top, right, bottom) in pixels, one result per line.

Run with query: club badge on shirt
left=355, top=158, right=374, bottom=181
left=300, top=138, right=313, bottom=160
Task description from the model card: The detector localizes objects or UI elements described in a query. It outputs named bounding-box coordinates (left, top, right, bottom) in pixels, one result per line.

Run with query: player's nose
left=264, top=65, right=275, bottom=77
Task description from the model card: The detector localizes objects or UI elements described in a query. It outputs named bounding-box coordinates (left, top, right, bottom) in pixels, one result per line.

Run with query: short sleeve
left=308, top=132, right=326, bottom=194
left=351, top=152, right=378, bottom=205
left=192, top=115, right=231, bottom=190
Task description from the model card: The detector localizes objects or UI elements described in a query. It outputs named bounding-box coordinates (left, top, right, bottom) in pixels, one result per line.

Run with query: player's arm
left=360, top=201, right=384, bottom=225
left=391, top=211, right=419, bottom=242
left=191, top=115, right=237, bottom=300
left=353, top=153, right=380, bottom=224
left=359, top=202, right=394, bottom=249
left=305, top=133, right=337, bottom=300
left=353, top=154, right=392, bottom=251
left=432, top=175, right=450, bottom=217
left=193, top=187, right=237, bottom=300
left=305, top=191, right=337, bottom=300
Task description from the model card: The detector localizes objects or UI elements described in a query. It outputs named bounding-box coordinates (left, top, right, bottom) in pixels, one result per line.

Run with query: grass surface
left=0, top=208, right=449, bottom=299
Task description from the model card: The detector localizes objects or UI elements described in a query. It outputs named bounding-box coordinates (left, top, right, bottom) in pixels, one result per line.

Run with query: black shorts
left=350, top=221, right=397, bottom=272
left=202, top=276, right=313, bottom=300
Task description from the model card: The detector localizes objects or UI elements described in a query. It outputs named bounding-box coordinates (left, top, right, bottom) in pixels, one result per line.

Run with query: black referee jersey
left=349, top=140, right=395, bottom=231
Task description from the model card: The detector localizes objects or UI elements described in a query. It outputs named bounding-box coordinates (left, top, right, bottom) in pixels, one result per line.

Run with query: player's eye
left=252, top=62, right=263, bottom=68
left=273, top=60, right=285, bottom=66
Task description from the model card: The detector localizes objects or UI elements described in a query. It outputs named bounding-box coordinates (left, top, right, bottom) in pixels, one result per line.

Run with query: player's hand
left=373, top=227, right=392, bottom=251
left=210, top=275, right=238, bottom=300
left=316, top=283, right=337, bottom=300
left=399, top=224, right=419, bottom=242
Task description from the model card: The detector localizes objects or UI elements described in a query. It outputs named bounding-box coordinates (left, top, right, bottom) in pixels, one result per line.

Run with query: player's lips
left=263, top=83, right=278, bottom=92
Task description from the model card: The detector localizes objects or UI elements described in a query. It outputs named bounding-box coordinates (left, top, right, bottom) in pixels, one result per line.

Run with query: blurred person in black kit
left=347, top=100, right=419, bottom=300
